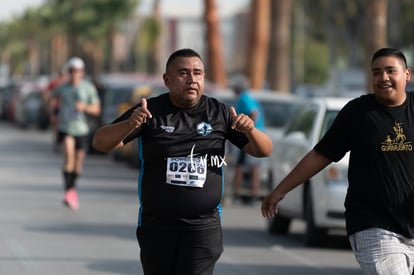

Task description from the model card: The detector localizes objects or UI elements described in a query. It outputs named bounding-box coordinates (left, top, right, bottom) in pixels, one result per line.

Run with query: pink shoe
left=64, top=189, right=80, bottom=210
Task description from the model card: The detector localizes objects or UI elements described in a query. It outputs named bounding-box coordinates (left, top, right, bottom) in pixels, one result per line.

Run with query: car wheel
left=304, top=187, right=327, bottom=247
left=267, top=214, right=291, bottom=235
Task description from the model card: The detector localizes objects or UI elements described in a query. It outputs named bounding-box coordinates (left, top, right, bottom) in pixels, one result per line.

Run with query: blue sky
left=0, top=0, right=250, bottom=21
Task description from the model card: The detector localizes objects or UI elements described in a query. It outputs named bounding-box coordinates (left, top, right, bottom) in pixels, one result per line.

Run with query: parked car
left=122, top=86, right=167, bottom=166
left=0, top=84, right=15, bottom=120
left=98, top=74, right=167, bottom=162
left=9, top=81, right=49, bottom=129
left=209, top=90, right=303, bottom=202
left=268, top=96, right=352, bottom=246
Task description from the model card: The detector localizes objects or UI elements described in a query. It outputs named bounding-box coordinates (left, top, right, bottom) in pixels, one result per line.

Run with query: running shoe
left=64, top=189, right=80, bottom=210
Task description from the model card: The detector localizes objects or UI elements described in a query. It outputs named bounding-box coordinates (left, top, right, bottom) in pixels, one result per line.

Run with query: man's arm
left=92, top=120, right=135, bottom=152
left=76, top=101, right=101, bottom=116
left=93, top=98, right=152, bottom=152
left=261, top=150, right=332, bottom=219
left=230, top=106, right=272, bottom=157
left=242, top=128, right=272, bottom=157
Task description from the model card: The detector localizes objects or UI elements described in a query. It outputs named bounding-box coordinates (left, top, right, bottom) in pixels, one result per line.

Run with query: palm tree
left=135, top=0, right=162, bottom=74
left=247, top=0, right=270, bottom=90
left=268, top=0, right=293, bottom=93
left=44, top=0, right=138, bottom=77
left=204, top=0, right=227, bottom=88
left=3, top=7, right=47, bottom=77
left=148, top=0, right=162, bottom=74
left=364, top=0, right=387, bottom=93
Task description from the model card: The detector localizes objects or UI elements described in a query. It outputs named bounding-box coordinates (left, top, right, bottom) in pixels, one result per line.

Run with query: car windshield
left=261, top=101, right=301, bottom=128
left=320, top=110, right=340, bottom=139
left=212, top=95, right=300, bottom=129
left=104, top=86, right=134, bottom=107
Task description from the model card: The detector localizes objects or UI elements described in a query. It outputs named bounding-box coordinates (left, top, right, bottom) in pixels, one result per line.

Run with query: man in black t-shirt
left=262, top=48, right=414, bottom=274
left=93, top=48, right=272, bottom=275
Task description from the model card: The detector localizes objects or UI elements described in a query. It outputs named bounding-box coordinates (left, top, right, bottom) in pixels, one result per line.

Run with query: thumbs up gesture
left=128, top=98, right=153, bottom=128
left=230, top=107, right=254, bottom=134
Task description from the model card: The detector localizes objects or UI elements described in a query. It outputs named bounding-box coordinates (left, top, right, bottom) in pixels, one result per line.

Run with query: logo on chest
left=160, top=125, right=175, bottom=133
left=197, top=122, right=213, bottom=136
left=381, top=121, right=412, bottom=152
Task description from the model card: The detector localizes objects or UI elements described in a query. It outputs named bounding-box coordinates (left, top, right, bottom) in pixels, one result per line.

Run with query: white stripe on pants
left=349, top=228, right=414, bottom=275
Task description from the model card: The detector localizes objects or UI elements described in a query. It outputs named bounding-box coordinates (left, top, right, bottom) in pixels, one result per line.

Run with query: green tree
left=0, top=7, right=51, bottom=77
left=0, top=0, right=138, bottom=78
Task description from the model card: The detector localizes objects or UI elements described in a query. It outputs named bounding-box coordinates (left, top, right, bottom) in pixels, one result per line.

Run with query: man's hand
left=230, top=106, right=254, bottom=134
left=128, top=98, right=153, bottom=128
left=75, top=101, right=86, bottom=112
left=261, top=189, right=285, bottom=219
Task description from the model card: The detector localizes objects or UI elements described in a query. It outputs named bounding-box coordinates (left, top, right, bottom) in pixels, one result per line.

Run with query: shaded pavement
left=0, top=121, right=141, bottom=275
left=0, top=121, right=362, bottom=275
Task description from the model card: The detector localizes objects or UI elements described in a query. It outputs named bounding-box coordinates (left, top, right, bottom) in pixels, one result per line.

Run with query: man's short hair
left=165, top=48, right=203, bottom=70
left=371, top=48, right=408, bottom=68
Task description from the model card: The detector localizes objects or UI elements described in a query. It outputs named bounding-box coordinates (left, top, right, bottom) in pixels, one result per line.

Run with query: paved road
left=0, top=121, right=362, bottom=275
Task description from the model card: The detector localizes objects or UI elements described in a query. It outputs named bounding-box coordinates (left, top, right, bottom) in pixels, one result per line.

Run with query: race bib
left=166, top=156, right=207, bottom=188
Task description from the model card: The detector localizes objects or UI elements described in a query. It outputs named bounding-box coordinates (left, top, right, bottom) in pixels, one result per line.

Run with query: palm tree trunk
left=27, top=38, right=40, bottom=78
left=247, top=0, right=270, bottom=90
left=364, top=0, right=387, bottom=93
left=51, top=34, right=68, bottom=73
left=149, top=0, right=162, bottom=74
left=268, top=0, right=293, bottom=93
left=204, top=0, right=227, bottom=88
left=83, top=41, right=103, bottom=85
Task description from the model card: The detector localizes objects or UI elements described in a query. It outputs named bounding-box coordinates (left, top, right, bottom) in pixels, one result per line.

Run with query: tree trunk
left=27, top=38, right=40, bottom=78
left=364, top=0, right=387, bottom=93
left=247, top=0, right=270, bottom=90
left=268, top=0, right=293, bottom=93
left=50, top=34, right=68, bottom=73
left=108, top=25, right=118, bottom=73
left=69, top=0, right=81, bottom=58
left=204, top=0, right=227, bottom=88
left=149, top=0, right=162, bottom=74
left=83, top=41, right=103, bottom=85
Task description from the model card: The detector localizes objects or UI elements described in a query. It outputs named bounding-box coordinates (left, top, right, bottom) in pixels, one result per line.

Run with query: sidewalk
left=0, top=121, right=143, bottom=275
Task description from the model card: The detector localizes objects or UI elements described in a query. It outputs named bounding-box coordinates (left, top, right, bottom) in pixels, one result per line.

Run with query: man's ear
left=406, top=68, right=412, bottom=81
left=163, top=73, right=169, bottom=85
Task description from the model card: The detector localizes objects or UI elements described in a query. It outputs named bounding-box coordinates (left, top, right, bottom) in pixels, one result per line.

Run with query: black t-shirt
left=314, top=93, right=414, bottom=238
left=113, top=93, right=249, bottom=229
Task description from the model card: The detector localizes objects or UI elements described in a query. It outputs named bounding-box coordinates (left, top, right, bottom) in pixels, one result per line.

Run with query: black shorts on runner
left=136, top=225, right=223, bottom=275
left=57, top=131, right=88, bottom=151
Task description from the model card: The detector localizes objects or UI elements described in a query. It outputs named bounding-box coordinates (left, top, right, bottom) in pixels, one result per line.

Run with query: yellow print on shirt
left=381, top=122, right=412, bottom=151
